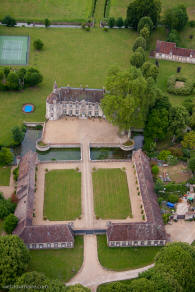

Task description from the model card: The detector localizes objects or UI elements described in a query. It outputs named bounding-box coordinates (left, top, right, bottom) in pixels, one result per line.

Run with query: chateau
left=46, top=82, right=105, bottom=120
left=151, top=40, right=195, bottom=64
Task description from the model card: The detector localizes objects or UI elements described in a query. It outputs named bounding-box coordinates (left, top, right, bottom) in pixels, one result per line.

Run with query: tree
left=44, top=18, right=50, bottom=28
left=155, top=242, right=195, bottom=292
left=169, top=105, right=189, bottom=141
left=182, top=98, right=193, bottom=115
left=0, top=196, right=16, bottom=219
left=116, top=17, right=124, bottom=28
left=167, top=29, right=180, bottom=46
left=158, top=150, right=171, bottom=161
left=0, top=235, right=30, bottom=286
left=142, top=62, right=159, bottom=81
left=140, top=26, right=150, bottom=46
left=3, top=214, right=18, bottom=234
left=181, top=131, right=195, bottom=150
left=168, top=193, right=179, bottom=203
left=101, top=66, right=159, bottom=130
left=24, top=68, right=43, bottom=86
left=33, top=39, right=44, bottom=50
left=132, top=36, right=146, bottom=51
left=10, top=271, right=66, bottom=292
left=130, top=47, right=145, bottom=68
left=137, top=16, right=153, bottom=33
left=129, top=278, right=155, bottom=292
left=151, top=165, right=159, bottom=176
left=154, top=179, right=164, bottom=195
left=189, top=157, right=195, bottom=173
left=7, top=71, right=19, bottom=90
left=2, top=15, right=16, bottom=27
left=12, top=126, right=25, bottom=145
left=164, top=5, right=188, bottom=31
left=66, top=284, right=91, bottom=292
left=108, top=17, right=115, bottom=28
left=0, top=147, right=14, bottom=165
left=127, top=0, right=161, bottom=29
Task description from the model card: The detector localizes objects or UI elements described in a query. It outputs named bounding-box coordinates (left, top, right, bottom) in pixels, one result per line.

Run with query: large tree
left=0, top=235, right=30, bottom=286
left=164, top=5, right=188, bottom=31
left=0, top=147, right=14, bottom=165
left=101, top=66, right=158, bottom=130
left=127, top=0, right=161, bottom=29
left=142, top=62, right=159, bottom=81
left=10, top=271, right=66, bottom=292
left=169, top=105, right=189, bottom=141
left=182, top=131, right=195, bottom=150
left=155, top=242, right=195, bottom=292
left=12, top=126, right=25, bottom=145
left=130, top=47, right=145, bottom=68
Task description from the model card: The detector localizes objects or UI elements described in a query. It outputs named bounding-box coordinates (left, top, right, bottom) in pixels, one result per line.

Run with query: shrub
left=12, top=126, right=25, bottom=145
left=168, top=193, right=179, bottom=203
left=167, top=29, right=180, bottom=46
left=116, top=17, right=124, bottom=28
left=168, top=147, right=183, bottom=158
left=44, top=18, right=50, bottom=28
left=33, top=39, right=44, bottom=50
left=0, top=147, right=13, bottom=165
left=13, top=167, right=19, bottom=181
left=189, top=157, right=195, bottom=173
left=2, top=16, right=16, bottom=27
left=3, top=214, right=18, bottom=234
left=108, top=17, right=115, bottom=28
left=137, top=16, right=153, bottom=33
left=189, top=20, right=195, bottom=27
left=167, top=75, right=194, bottom=95
left=103, top=27, right=108, bottom=32
left=0, top=196, right=16, bottom=220
left=85, top=26, right=90, bottom=32
left=132, top=36, right=146, bottom=51
left=162, top=213, right=170, bottom=224
left=152, top=165, right=159, bottom=176
left=158, top=150, right=171, bottom=161
left=124, top=18, right=129, bottom=28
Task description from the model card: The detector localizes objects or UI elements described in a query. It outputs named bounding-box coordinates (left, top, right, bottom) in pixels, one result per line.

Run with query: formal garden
left=92, top=168, right=132, bottom=219
left=44, top=169, right=81, bottom=221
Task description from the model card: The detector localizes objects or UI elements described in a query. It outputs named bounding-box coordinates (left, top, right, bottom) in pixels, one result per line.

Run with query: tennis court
left=0, top=35, right=29, bottom=65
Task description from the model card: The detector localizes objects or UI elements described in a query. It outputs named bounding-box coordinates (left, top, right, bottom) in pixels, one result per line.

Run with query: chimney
left=53, top=81, right=58, bottom=93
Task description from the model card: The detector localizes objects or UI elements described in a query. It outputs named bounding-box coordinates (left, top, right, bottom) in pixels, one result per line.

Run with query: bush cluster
left=0, top=192, right=16, bottom=220
left=0, top=67, right=43, bottom=91
left=167, top=75, right=194, bottom=95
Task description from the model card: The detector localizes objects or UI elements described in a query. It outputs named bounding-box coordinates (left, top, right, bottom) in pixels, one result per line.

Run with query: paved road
left=68, top=235, right=154, bottom=291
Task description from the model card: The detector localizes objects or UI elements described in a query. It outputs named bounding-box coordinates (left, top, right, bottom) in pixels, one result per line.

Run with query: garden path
left=68, top=235, right=154, bottom=291
left=0, top=166, right=16, bottom=199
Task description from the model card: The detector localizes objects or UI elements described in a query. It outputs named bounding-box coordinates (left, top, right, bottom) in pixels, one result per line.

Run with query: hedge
left=167, top=74, right=194, bottom=95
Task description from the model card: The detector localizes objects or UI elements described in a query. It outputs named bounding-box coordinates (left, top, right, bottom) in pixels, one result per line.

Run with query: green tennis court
left=0, top=35, right=29, bottom=65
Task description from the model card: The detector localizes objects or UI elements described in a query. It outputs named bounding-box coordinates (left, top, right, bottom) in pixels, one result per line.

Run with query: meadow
left=92, top=168, right=132, bottom=219
left=97, top=235, right=162, bottom=270
left=0, top=166, right=11, bottom=186
left=29, top=236, right=83, bottom=282
left=0, top=0, right=92, bottom=23
left=44, top=169, right=81, bottom=221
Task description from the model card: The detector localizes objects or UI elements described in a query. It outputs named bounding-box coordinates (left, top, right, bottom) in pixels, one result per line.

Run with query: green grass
left=92, top=168, right=132, bottom=219
left=0, top=26, right=136, bottom=146
left=109, top=0, right=195, bottom=20
left=94, top=0, right=106, bottom=22
left=97, top=235, right=162, bottom=271
left=28, top=236, right=83, bottom=282
left=44, top=169, right=81, bottom=221
left=0, top=0, right=92, bottom=23
left=0, top=166, right=11, bottom=186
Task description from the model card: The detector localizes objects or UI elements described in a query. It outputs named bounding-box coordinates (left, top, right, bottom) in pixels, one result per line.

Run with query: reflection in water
left=90, top=147, right=132, bottom=160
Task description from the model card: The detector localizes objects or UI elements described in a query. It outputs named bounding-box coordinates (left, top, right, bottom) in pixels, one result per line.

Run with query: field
left=92, top=168, right=132, bottom=219
left=44, top=169, right=81, bottom=221
left=0, top=26, right=136, bottom=146
left=0, top=166, right=11, bottom=186
left=109, top=0, right=195, bottom=20
left=28, top=236, right=83, bottom=282
left=0, top=0, right=92, bottom=23
left=97, top=235, right=162, bottom=270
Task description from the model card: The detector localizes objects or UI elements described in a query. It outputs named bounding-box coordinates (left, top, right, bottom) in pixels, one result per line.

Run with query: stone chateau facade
left=151, top=40, right=195, bottom=64
left=46, top=82, right=105, bottom=120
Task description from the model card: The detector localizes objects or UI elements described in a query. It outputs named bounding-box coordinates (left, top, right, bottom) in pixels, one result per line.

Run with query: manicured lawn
left=0, top=0, right=92, bottom=23
left=44, top=169, right=81, bottom=221
left=28, top=236, right=83, bottom=282
left=92, top=168, right=132, bottom=219
left=0, top=26, right=136, bottom=146
left=109, top=0, right=195, bottom=20
left=0, top=166, right=11, bottom=186
left=97, top=235, right=162, bottom=271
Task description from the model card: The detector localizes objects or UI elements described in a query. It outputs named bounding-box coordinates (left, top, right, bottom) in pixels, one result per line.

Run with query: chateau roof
left=156, top=40, right=195, bottom=58
left=107, top=150, right=166, bottom=242
left=18, top=224, right=74, bottom=244
left=47, top=87, right=105, bottom=104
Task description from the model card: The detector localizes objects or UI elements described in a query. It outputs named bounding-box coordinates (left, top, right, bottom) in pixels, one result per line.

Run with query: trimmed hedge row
left=167, top=74, right=194, bottom=95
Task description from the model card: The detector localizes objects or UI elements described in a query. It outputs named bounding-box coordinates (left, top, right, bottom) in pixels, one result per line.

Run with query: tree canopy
left=137, top=16, right=153, bottom=33
left=164, top=5, right=188, bottom=31
left=181, top=131, right=195, bottom=150
left=0, top=235, right=30, bottom=286
left=101, top=66, right=159, bottom=130
left=3, top=214, right=18, bottom=234
left=127, top=0, right=161, bottom=29
left=0, top=147, right=13, bottom=165
left=169, top=105, right=189, bottom=140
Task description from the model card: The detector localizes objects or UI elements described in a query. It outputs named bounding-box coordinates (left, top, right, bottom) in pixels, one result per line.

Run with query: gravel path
left=68, top=235, right=154, bottom=291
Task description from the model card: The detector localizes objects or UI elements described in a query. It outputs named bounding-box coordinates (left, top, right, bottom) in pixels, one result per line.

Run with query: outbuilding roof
left=156, top=40, right=195, bottom=58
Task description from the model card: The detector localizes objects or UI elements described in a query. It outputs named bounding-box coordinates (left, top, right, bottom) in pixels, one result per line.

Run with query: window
left=134, top=241, right=138, bottom=246
left=67, top=242, right=71, bottom=247
left=116, top=242, right=120, bottom=246
left=39, top=244, right=43, bottom=249
left=61, top=243, right=66, bottom=248
left=95, top=104, right=99, bottom=109
left=32, top=244, right=36, bottom=248
left=154, top=241, right=158, bottom=246
left=69, top=110, right=72, bottom=115
left=147, top=241, right=151, bottom=246
left=122, top=241, right=126, bottom=246
left=54, top=243, right=58, bottom=248
left=141, top=241, right=145, bottom=246
left=110, top=242, right=115, bottom=246
left=64, top=104, right=66, bottom=108
left=88, top=105, right=92, bottom=109
left=88, top=111, right=92, bottom=116
left=64, top=110, right=66, bottom=114
left=47, top=243, right=51, bottom=248
left=76, top=110, right=79, bottom=115
left=95, top=111, right=98, bottom=117
left=160, top=241, right=164, bottom=245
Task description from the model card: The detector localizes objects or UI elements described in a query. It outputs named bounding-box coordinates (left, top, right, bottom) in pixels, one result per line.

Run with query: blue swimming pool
left=23, top=104, right=34, bottom=113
